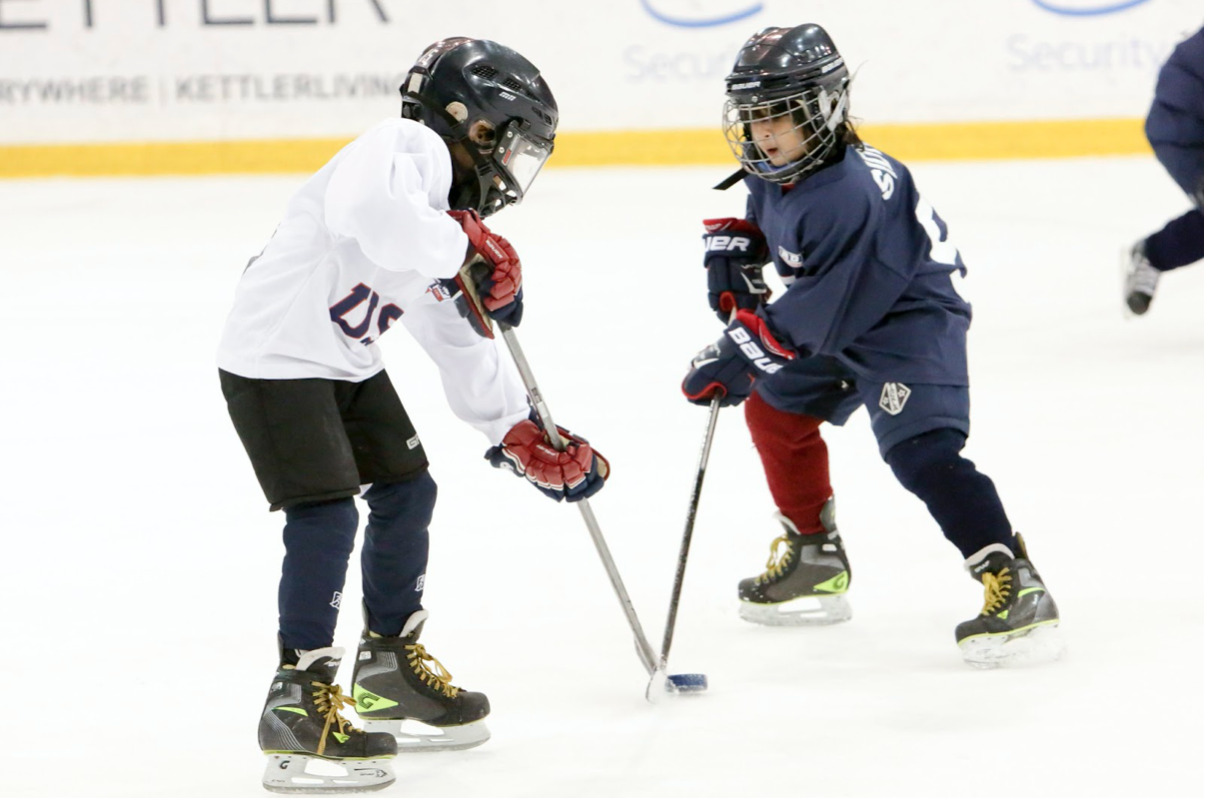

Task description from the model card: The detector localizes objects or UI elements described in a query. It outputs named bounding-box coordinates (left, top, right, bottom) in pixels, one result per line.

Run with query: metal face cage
left=722, top=82, right=848, bottom=184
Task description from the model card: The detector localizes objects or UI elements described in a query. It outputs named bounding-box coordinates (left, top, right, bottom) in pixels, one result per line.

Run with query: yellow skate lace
left=979, top=568, right=1013, bottom=616
left=406, top=643, right=461, bottom=699
left=756, top=535, right=794, bottom=585
left=310, top=683, right=359, bottom=756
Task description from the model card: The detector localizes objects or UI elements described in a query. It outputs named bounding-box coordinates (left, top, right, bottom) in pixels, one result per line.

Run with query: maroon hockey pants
left=744, top=392, right=832, bottom=535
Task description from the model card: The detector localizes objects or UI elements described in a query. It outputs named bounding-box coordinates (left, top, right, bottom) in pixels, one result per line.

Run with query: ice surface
left=0, top=157, right=1201, bottom=797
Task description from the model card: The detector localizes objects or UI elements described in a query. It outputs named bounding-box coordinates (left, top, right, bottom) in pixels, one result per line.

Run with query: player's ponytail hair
left=839, top=118, right=863, bottom=150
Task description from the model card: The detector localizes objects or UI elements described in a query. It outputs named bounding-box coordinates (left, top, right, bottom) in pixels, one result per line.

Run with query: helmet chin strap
left=449, top=154, right=503, bottom=217
left=403, top=89, right=507, bottom=216
left=713, top=168, right=747, bottom=191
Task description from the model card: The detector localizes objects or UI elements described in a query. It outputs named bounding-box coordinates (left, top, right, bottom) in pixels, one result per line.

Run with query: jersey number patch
left=914, top=197, right=961, bottom=268
left=329, top=283, right=402, bottom=346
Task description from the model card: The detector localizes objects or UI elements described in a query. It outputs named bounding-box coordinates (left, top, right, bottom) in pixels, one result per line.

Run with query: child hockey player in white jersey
left=217, top=37, right=607, bottom=793
left=682, top=25, right=1061, bottom=669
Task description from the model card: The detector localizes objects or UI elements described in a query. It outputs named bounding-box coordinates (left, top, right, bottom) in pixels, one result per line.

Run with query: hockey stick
left=497, top=323, right=661, bottom=679
left=647, top=394, right=721, bottom=698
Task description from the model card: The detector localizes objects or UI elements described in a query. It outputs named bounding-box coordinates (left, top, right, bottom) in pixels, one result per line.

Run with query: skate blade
left=739, top=594, right=852, bottom=627
left=363, top=718, right=490, bottom=752
left=959, top=621, right=1064, bottom=670
left=261, top=754, right=395, bottom=794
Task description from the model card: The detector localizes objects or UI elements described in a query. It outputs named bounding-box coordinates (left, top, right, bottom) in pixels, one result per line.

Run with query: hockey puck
left=665, top=673, right=708, bottom=693
left=646, top=669, right=708, bottom=702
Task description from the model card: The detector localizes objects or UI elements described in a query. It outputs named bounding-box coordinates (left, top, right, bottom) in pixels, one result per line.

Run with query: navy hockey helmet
left=722, top=24, right=850, bottom=184
left=401, top=37, right=558, bottom=217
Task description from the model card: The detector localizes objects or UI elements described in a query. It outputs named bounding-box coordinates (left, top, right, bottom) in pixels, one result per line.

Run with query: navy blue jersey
left=1146, top=27, right=1203, bottom=149
left=745, top=144, right=972, bottom=385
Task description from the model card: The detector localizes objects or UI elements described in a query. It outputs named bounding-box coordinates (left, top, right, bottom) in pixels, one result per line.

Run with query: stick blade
left=645, top=669, right=669, bottom=704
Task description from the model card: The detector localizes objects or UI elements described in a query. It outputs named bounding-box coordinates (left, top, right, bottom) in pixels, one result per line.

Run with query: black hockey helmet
left=722, top=24, right=850, bottom=184
left=401, top=37, right=558, bottom=217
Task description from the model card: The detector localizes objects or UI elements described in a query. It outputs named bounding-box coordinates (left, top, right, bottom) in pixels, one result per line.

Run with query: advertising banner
left=0, top=1, right=1200, bottom=169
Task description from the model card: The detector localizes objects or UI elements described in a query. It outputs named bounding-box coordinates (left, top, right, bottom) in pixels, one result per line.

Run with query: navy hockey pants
left=883, top=429, right=1015, bottom=561
left=279, top=472, right=436, bottom=650
left=1146, top=141, right=1203, bottom=272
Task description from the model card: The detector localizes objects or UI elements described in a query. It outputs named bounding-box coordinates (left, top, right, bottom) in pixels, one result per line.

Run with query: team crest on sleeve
left=878, top=382, right=911, bottom=416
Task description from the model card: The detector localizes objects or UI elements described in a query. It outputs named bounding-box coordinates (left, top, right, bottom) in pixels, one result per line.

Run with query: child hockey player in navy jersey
left=682, top=24, right=1061, bottom=668
left=1124, top=26, right=1203, bottom=315
left=218, top=38, right=607, bottom=792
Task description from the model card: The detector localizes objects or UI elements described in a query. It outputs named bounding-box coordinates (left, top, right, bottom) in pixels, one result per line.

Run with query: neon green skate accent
left=263, top=751, right=394, bottom=761
left=332, top=732, right=350, bottom=744
left=959, top=617, right=1061, bottom=643
left=273, top=706, right=308, bottom=717
left=1017, top=587, right=1045, bottom=598
left=353, top=682, right=399, bottom=713
left=813, top=571, right=849, bottom=594
left=997, top=609, right=1010, bottom=620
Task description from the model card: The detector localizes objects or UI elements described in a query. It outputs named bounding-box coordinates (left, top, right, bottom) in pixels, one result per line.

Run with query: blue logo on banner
left=1029, top=0, right=1153, bottom=16
left=640, top=0, right=764, bottom=28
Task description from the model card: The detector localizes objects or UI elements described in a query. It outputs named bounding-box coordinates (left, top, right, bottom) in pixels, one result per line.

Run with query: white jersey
left=217, top=118, right=530, bottom=445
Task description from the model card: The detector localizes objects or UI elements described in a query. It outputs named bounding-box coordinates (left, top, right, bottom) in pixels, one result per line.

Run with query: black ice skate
left=352, top=609, right=491, bottom=752
left=259, top=645, right=396, bottom=793
left=1124, top=241, right=1161, bottom=315
left=956, top=535, right=1063, bottom=669
left=738, top=499, right=852, bottom=626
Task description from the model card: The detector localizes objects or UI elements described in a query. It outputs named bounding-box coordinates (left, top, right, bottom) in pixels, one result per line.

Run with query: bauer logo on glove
left=702, top=217, right=771, bottom=321
left=728, top=323, right=790, bottom=375
left=682, top=309, right=795, bottom=407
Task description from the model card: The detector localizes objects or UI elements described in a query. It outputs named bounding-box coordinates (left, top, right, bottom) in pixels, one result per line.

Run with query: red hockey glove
left=443, top=210, right=524, bottom=337
left=486, top=419, right=609, bottom=502
left=682, top=309, right=795, bottom=407
left=703, top=218, right=771, bottom=322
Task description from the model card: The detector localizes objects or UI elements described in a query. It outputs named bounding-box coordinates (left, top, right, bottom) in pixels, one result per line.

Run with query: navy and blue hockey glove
left=703, top=218, right=771, bottom=322
left=486, top=419, right=609, bottom=502
left=682, top=309, right=795, bottom=407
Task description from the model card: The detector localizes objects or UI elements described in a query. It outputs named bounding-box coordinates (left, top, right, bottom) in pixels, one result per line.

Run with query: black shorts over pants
left=219, top=369, right=429, bottom=510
